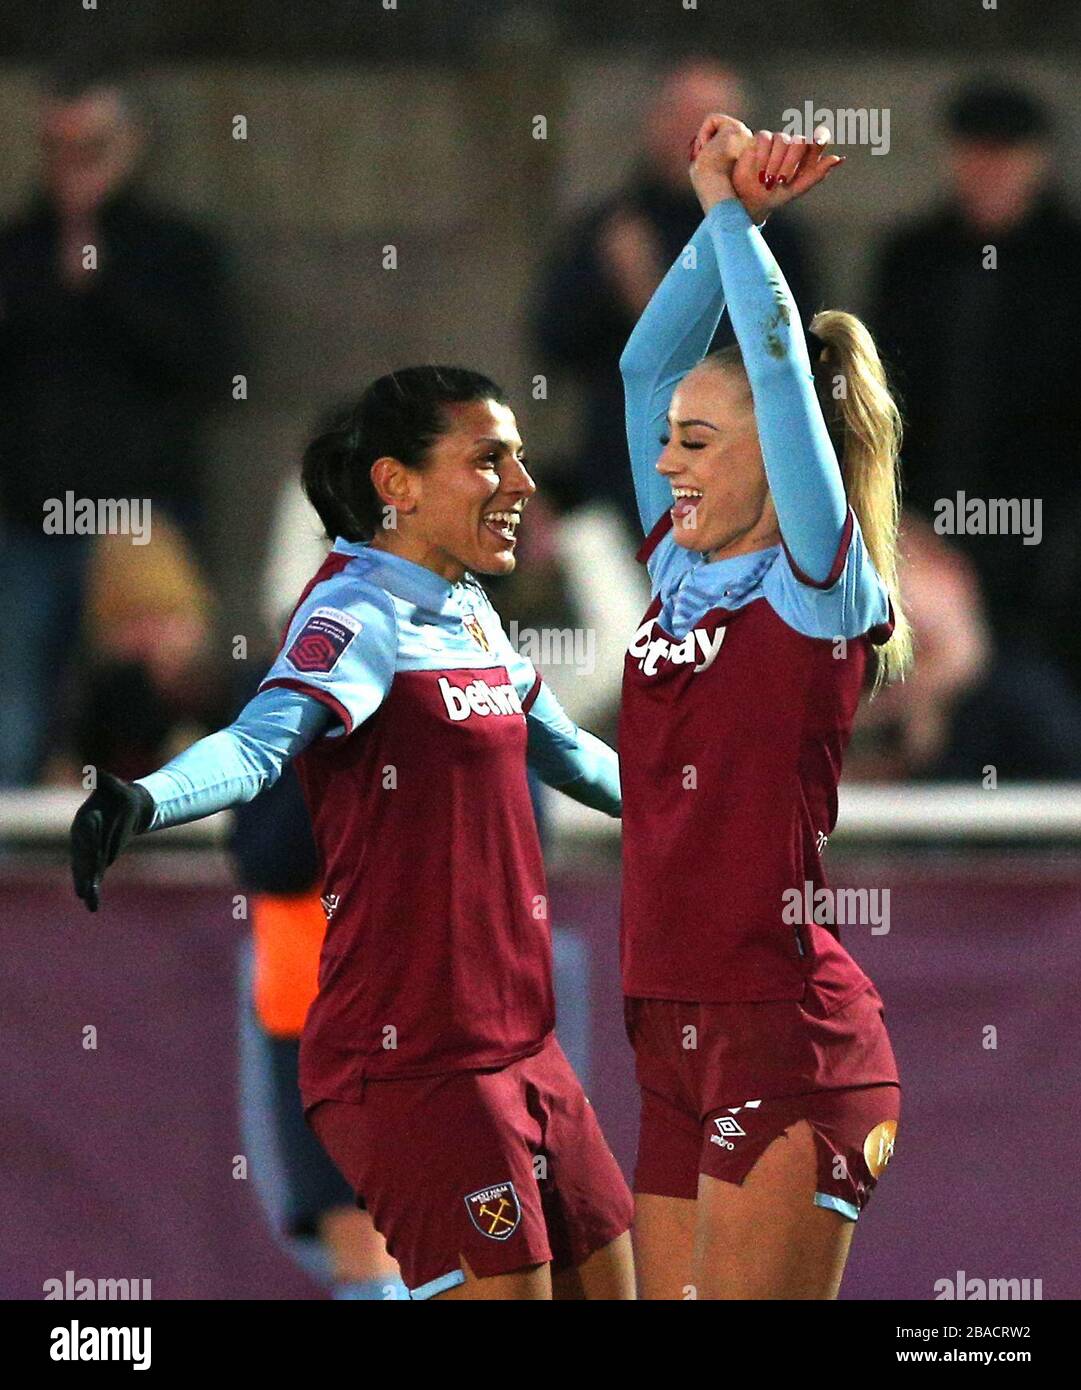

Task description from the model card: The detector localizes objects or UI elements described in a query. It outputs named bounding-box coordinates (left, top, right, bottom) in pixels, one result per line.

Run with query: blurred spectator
left=869, top=76, right=1081, bottom=690
left=531, top=58, right=818, bottom=540
left=849, top=517, right=1081, bottom=782
left=69, top=515, right=231, bottom=784
left=0, top=64, right=241, bottom=786
left=260, top=471, right=332, bottom=638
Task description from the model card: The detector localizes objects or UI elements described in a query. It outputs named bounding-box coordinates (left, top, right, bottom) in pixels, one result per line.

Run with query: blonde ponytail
left=809, top=310, right=912, bottom=690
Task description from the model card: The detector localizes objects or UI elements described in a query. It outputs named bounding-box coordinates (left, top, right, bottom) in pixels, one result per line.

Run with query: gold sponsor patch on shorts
left=863, top=1119, right=897, bottom=1179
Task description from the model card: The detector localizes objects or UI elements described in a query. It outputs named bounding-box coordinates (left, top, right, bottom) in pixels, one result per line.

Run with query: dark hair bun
left=302, top=366, right=508, bottom=542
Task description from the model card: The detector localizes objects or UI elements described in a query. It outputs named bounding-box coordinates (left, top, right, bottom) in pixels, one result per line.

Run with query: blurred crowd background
left=4, top=0, right=1081, bottom=1306
left=2, top=1, right=1081, bottom=792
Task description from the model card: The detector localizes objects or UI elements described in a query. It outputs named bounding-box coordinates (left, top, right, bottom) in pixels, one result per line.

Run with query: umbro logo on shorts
left=710, top=1099, right=762, bottom=1150
left=464, top=1182, right=522, bottom=1241
left=438, top=676, right=523, bottom=722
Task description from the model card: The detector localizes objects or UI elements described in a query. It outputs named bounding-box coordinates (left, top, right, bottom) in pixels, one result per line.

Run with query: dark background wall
left=2, top=26, right=1078, bottom=644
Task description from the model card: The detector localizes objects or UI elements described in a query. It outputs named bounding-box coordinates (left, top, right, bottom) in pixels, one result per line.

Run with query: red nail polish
left=776, top=175, right=787, bottom=186
left=764, top=175, right=776, bottom=190
left=758, top=170, right=766, bottom=185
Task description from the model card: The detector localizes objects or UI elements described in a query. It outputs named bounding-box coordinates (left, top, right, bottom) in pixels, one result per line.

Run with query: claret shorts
left=626, top=982, right=901, bottom=1221
left=309, top=1035, right=633, bottom=1299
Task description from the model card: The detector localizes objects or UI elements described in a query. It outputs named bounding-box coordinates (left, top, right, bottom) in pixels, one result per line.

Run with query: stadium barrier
left=6, top=784, right=1081, bottom=845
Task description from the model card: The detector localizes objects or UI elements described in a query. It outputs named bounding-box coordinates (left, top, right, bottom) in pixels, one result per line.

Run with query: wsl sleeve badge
left=464, top=1182, right=522, bottom=1240
left=285, top=607, right=362, bottom=675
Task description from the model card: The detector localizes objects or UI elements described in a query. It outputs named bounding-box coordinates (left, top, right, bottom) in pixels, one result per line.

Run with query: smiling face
left=657, top=362, right=779, bottom=558
left=370, top=398, right=535, bottom=582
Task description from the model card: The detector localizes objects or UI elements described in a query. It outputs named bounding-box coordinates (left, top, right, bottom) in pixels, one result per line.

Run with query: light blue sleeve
left=136, top=686, right=334, bottom=830
left=257, top=571, right=398, bottom=736
left=762, top=511, right=890, bottom=640
left=526, top=684, right=621, bottom=817
left=618, top=208, right=729, bottom=537
left=467, top=582, right=621, bottom=817
left=704, top=197, right=849, bottom=584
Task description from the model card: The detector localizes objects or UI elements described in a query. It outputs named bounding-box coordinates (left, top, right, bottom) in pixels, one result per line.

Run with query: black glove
left=71, top=773, right=155, bottom=912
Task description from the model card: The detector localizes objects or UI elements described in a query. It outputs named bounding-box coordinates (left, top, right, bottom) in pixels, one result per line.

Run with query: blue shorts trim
left=814, top=1191, right=860, bottom=1222
left=409, top=1268, right=466, bottom=1301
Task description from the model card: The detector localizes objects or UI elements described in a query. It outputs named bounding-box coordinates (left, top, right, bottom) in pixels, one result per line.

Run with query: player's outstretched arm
left=70, top=686, right=334, bottom=911
left=698, top=125, right=849, bottom=582
left=525, top=682, right=620, bottom=818
left=468, top=584, right=620, bottom=816
left=617, top=116, right=754, bottom=536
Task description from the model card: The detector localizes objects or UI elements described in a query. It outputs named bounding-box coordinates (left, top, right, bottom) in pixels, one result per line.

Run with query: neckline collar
left=691, top=542, right=779, bottom=576
left=332, top=538, right=459, bottom=609
left=684, top=543, right=780, bottom=601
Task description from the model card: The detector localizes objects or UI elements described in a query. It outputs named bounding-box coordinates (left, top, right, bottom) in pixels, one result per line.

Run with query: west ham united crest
left=464, top=1182, right=521, bottom=1241
left=462, top=611, right=491, bottom=652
